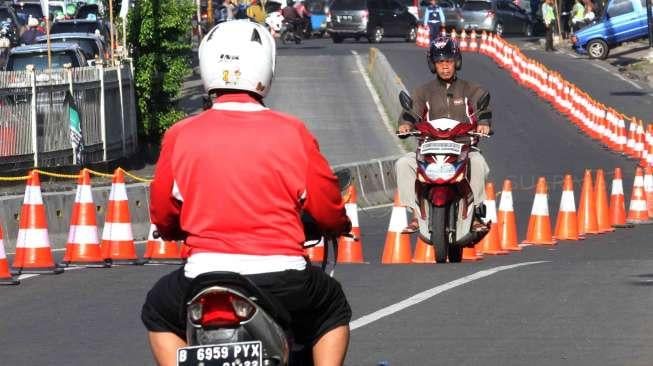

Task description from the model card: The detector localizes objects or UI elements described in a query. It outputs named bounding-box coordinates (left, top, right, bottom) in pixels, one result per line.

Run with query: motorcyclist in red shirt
left=141, top=20, right=352, bottom=366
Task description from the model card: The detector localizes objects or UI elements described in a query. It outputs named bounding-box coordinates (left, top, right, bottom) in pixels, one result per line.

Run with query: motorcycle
left=280, top=19, right=302, bottom=45
left=397, top=90, right=491, bottom=263
left=0, top=21, right=14, bottom=66
left=172, top=169, right=354, bottom=366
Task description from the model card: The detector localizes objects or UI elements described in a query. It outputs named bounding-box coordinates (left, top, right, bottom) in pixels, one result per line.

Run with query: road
left=2, top=37, right=653, bottom=366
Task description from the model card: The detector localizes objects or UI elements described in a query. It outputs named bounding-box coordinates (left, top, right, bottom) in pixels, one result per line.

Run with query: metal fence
left=0, top=63, right=138, bottom=170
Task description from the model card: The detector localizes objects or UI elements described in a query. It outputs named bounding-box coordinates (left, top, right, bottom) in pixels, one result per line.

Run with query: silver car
left=460, top=0, right=534, bottom=36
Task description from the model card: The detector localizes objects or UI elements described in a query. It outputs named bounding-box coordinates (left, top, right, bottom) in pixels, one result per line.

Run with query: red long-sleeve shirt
left=150, top=93, right=348, bottom=257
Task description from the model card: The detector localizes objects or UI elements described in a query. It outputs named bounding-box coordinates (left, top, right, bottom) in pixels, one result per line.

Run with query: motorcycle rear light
left=195, top=291, right=255, bottom=327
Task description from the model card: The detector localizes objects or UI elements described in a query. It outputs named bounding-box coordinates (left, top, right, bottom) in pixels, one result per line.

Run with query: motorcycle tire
left=430, top=205, right=449, bottom=263
left=281, top=30, right=291, bottom=45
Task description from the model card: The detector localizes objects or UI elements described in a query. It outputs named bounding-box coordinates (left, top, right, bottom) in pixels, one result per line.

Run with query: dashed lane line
left=350, top=261, right=548, bottom=331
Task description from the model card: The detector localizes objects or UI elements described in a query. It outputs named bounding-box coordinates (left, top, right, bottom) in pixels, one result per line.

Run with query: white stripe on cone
left=0, top=239, right=6, bottom=259
left=559, top=190, right=576, bottom=212
left=630, top=200, right=648, bottom=211
left=67, top=225, right=100, bottom=244
left=108, top=183, right=129, bottom=201
left=611, top=179, right=624, bottom=195
left=101, top=223, right=134, bottom=241
left=388, top=206, right=408, bottom=233
left=16, top=228, right=50, bottom=248
left=498, top=191, right=514, bottom=212
left=75, top=185, right=94, bottom=204
left=634, top=175, right=644, bottom=187
left=530, top=193, right=549, bottom=216
left=23, top=186, right=44, bottom=205
left=484, top=200, right=497, bottom=223
left=345, top=203, right=359, bottom=228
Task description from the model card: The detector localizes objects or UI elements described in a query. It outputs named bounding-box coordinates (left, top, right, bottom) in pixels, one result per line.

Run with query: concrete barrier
left=0, top=48, right=409, bottom=252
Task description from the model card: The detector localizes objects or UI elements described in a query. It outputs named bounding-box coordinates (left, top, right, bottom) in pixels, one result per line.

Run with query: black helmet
left=427, top=37, right=462, bottom=73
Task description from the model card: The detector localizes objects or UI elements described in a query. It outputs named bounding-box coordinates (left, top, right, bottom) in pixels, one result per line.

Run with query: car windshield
left=15, top=4, right=43, bottom=25
left=330, top=0, right=367, bottom=10
left=51, top=21, right=101, bottom=36
left=462, top=1, right=492, bottom=10
left=7, top=50, right=78, bottom=71
left=38, top=38, right=100, bottom=59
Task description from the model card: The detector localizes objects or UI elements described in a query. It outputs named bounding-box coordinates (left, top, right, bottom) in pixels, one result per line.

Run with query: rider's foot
left=402, top=218, right=419, bottom=234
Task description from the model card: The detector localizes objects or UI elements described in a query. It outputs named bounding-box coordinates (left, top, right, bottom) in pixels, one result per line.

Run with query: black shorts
left=141, top=265, right=351, bottom=346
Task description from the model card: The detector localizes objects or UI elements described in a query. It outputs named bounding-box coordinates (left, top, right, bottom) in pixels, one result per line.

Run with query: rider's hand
left=476, top=124, right=491, bottom=135
left=398, top=123, right=413, bottom=134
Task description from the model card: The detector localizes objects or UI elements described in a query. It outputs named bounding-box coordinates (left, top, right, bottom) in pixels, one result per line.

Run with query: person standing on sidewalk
left=542, top=0, right=556, bottom=51
left=424, top=0, right=446, bottom=41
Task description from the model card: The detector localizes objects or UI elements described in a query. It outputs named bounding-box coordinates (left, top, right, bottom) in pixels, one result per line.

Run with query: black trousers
left=545, top=25, right=554, bottom=50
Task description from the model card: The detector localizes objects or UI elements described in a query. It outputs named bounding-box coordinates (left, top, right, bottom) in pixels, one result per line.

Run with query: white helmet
left=199, top=20, right=276, bottom=98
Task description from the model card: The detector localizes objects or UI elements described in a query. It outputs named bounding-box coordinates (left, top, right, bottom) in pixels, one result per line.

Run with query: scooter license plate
left=177, top=341, right=263, bottom=366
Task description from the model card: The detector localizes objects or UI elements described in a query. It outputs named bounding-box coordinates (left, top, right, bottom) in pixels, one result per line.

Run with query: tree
left=128, top=0, right=195, bottom=141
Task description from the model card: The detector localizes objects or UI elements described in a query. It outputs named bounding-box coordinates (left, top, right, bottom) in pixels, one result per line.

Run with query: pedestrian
left=19, top=17, right=44, bottom=45
left=570, top=0, right=585, bottom=33
left=541, top=0, right=556, bottom=51
left=246, top=0, right=267, bottom=24
left=215, top=0, right=235, bottom=23
left=423, top=0, right=445, bottom=41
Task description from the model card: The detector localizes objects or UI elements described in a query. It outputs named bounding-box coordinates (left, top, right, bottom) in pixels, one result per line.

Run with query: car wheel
left=587, top=39, right=609, bottom=59
left=332, top=34, right=343, bottom=43
left=524, top=24, right=533, bottom=37
left=494, top=23, right=504, bottom=36
left=368, top=26, right=383, bottom=43
left=406, top=26, right=417, bottom=42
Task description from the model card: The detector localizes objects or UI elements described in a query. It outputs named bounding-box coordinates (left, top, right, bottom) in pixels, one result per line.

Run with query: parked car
left=571, top=0, right=651, bottom=59
left=418, top=0, right=464, bottom=32
left=327, top=0, right=418, bottom=43
left=34, top=32, right=106, bottom=63
left=50, top=18, right=111, bottom=45
left=460, top=0, right=535, bottom=36
left=4, top=43, right=87, bottom=71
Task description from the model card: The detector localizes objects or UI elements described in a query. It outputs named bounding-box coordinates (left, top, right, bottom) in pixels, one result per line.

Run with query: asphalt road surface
left=2, top=37, right=652, bottom=366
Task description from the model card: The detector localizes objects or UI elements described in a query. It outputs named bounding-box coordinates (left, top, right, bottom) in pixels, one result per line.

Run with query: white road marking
left=612, top=72, right=643, bottom=90
left=350, top=50, right=407, bottom=153
left=591, top=63, right=610, bottom=72
left=350, top=261, right=548, bottom=331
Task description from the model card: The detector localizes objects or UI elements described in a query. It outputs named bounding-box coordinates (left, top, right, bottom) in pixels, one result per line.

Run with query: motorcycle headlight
left=425, top=162, right=456, bottom=181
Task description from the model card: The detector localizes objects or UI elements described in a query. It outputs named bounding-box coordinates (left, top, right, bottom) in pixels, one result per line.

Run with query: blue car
left=571, top=0, right=651, bottom=59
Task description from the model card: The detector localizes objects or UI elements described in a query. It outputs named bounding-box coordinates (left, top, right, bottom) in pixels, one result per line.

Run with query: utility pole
left=647, top=0, right=652, bottom=48
left=207, top=0, right=213, bottom=29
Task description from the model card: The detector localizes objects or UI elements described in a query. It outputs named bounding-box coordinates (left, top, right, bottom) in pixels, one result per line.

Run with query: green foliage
left=129, top=0, right=195, bottom=140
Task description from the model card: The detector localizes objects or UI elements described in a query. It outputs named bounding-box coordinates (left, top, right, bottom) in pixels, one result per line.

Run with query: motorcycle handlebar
left=395, top=130, right=493, bottom=139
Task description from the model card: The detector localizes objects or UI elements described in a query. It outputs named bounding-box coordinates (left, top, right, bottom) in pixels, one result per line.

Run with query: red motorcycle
left=397, top=91, right=490, bottom=263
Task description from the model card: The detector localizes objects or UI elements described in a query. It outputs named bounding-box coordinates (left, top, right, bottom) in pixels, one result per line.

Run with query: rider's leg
left=395, top=151, right=419, bottom=213
left=147, top=332, right=187, bottom=366
left=469, top=150, right=490, bottom=208
left=313, top=325, right=350, bottom=366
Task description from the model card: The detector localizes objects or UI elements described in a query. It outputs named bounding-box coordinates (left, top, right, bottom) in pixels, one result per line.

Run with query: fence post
left=28, top=66, right=38, bottom=167
left=99, top=63, right=107, bottom=161
left=117, top=65, right=126, bottom=156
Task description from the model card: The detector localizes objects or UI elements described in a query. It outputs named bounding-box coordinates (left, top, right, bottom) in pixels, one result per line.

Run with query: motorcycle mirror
left=399, top=90, right=413, bottom=111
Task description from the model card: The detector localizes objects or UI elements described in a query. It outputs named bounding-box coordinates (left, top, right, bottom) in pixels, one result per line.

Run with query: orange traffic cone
left=61, top=169, right=108, bottom=268
left=381, top=192, right=412, bottom=264
left=497, top=179, right=520, bottom=251
left=462, top=246, right=482, bottom=261
left=626, top=167, right=651, bottom=224
left=101, top=169, right=139, bottom=264
left=522, top=177, right=557, bottom=245
left=305, top=238, right=324, bottom=262
left=412, top=236, right=435, bottom=263
left=553, top=174, right=581, bottom=240
left=0, top=225, right=19, bottom=285
left=609, top=168, right=633, bottom=228
left=180, top=242, right=191, bottom=259
left=337, top=185, right=365, bottom=263
left=594, top=169, right=614, bottom=233
left=644, top=166, right=653, bottom=219
left=577, top=169, right=599, bottom=236
left=141, top=224, right=183, bottom=265
left=12, top=171, right=64, bottom=275
left=479, top=182, right=508, bottom=255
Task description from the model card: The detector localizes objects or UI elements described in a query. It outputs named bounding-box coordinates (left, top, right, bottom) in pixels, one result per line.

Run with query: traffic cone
left=479, top=182, right=507, bottom=255
left=180, top=242, right=192, bottom=259
left=497, top=179, right=520, bottom=251
left=644, top=166, right=653, bottom=219
left=594, top=169, right=615, bottom=233
left=412, top=236, right=435, bottom=263
left=609, top=168, right=633, bottom=228
left=469, top=29, right=478, bottom=51
left=305, top=239, right=324, bottom=262
left=12, top=171, right=64, bottom=274
left=141, top=224, right=183, bottom=265
left=553, top=174, right=581, bottom=240
left=522, top=177, right=556, bottom=245
left=626, top=167, right=651, bottom=224
left=61, top=169, right=108, bottom=268
left=0, top=225, right=19, bottom=285
left=462, top=246, right=482, bottom=261
left=101, top=169, right=139, bottom=264
left=459, top=29, right=468, bottom=51
left=577, top=169, right=599, bottom=236
left=381, top=192, right=412, bottom=264
left=337, top=185, right=365, bottom=263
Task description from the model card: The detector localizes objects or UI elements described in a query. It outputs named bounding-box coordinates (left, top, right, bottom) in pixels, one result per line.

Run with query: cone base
left=612, top=223, right=635, bottom=228
left=106, top=259, right=142, bottom=266
left=482, top=249, right=509, bottom=255
left=521, top=240, right=557, bottom=245
left=60, top=260, right=111, bottom=268
left=626, top=219, right=653, bottom=224
left=12, top=266, right=64, bottom=275
left=0, top=277, right=20, bottom=285
left=140, top=258, right=184, bottom=265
